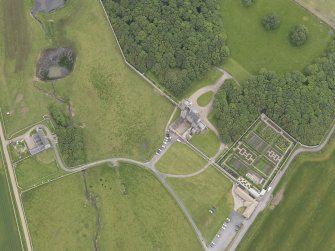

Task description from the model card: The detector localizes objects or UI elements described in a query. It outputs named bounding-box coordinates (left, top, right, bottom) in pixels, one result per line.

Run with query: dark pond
left=32, top=0, right=65, bottom=15
left=36, top=47, right=75, bottom=81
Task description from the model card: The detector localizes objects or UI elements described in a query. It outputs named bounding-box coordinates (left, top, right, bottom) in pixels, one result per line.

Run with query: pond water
left=47, top=66, right=70, bottom=79
left=32, top=0, right=65, bottom=15
left=36, top=47, right=75, bottom=81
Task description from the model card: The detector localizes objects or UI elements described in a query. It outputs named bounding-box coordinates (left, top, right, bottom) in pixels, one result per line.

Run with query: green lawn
left=167, top=166, right=234, bottom=243
left=182, top=68, right=222, bottom=99
left=238, top=139, right=335, bottom=251
left=220, top=0, right=332, bottom=76
left=223, top=58, right=252, bottom=82
left=156, top=143, right=207, bottom=175
left=190, top=129, right=221, bottom=157
left=24, top=164, right=202, bottom=251
left=0, top=147, right=23, bottom=250
left=197, top=91, right=214, bottom=107
left=15, top=149, right=65, bottom=190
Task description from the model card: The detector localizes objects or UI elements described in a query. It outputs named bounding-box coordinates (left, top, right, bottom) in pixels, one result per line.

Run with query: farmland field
left=156, top=143, right=207, bottom=175
left=167, top=166, right=233, bottom=243
left=15, top=149, right=65, bottom=190
left=0, top=147, right=23, bottom=250
left=238, top=139, right=335, bottom=251
left=23, top=163, right=202, bottom=250
left=220, top=0, right=332, bottom=79
left=0, top=0, right=52, bottom=134
left=39, top=0, right=174, bottom=162
left=1, top=0, right=173, bottom=163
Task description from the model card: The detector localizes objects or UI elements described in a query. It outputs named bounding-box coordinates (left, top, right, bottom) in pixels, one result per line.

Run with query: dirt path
left=187, top=69, right=231, bottom=139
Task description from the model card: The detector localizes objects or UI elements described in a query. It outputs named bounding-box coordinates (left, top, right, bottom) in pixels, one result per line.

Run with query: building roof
left=29, top=129, right=50, bottom=155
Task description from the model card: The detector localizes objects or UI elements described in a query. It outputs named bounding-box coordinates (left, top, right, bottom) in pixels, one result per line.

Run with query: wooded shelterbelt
left=49, top=104, right=86, bottom=166
left=214, top=41, right=335, bottom=145
left=102, top=0, right=229, bottom=96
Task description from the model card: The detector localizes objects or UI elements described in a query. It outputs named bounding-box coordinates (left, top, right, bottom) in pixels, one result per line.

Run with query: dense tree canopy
left=289, top=25, right=308, bottom=46
left=49, top=104, right=86, bottom=166
left=214, top=41, right=335, bottom=145
left=262, top=13, right=281, bottom=31
left=102, top=0, right=229, bottom=96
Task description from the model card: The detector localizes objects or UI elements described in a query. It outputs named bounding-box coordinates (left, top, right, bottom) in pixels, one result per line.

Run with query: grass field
left=238, top=138, right=335, bottom=251
left=15, top=149, right=65, bottom=190
left=24, top=163, right=202, bottom=250
left=156, top=143, right=207, bottom=175
left=197, top=91, right=214, bottom=107
left=43, top=0, right=173, bottom=162
left=167, top=166, right=233, bottom=243
left=0, top=0, right=52, bottom=134
left=0, top=147, right=23, bottom=250
left=1, top=0, right=173, bottom=162
left=220, top=0, right=332, bottom=79
left=190, top=129, right=221, bottom=157
left=295, top=0, right=335, bottom=28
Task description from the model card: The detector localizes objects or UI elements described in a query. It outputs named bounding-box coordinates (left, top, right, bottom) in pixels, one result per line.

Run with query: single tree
left=289, top=25, right=309, bottom=46
left=262, top=13, right=281, bottom=31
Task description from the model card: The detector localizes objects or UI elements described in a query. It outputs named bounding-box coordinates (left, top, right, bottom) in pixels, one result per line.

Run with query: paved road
left=228, top=122, right=335, bottom=251
left=210, top=211, right=244, bottom=251
left=0, top=119, right=33, bottom=251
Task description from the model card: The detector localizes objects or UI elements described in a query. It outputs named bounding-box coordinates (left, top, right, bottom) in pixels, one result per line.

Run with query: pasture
left=42, top=0, right=174, bottom=162
left=15, top=149, right=65, bottom=190
left=238, top=139, right=335, bottom=251
left=167, top=166, right=233, bottom=243
left=0, top=0, right=52, bottom=135
left=0, top=148, right=23, bottom=250
left=156, top=143, right=207, bottom=175
left=220, top=0, right=332, bottom=79
left=1, top=0, right=173, bottom=162
left=23, top=163, right=202, bottom=250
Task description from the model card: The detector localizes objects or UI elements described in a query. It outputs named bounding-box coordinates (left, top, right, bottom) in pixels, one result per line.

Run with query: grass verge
left=167, top=166, right=234, bottom=243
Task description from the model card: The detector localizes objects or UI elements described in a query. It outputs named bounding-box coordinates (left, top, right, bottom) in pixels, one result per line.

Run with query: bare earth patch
left=271, top=188, right=285, bottom=208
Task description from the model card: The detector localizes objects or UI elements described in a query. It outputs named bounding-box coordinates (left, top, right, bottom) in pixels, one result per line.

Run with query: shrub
left=262, top=13, right=281, bottom=31
left=289, top=25, right=308, bottom=46
left=241, top=0, right=255, bottom=7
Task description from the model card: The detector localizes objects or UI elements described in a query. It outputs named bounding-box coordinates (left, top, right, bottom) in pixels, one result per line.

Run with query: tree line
left=101, top=0, right=229, bottom=96
left=214, top=41, right=335, bottom=145
left=49, top=104, right=86, bottom=166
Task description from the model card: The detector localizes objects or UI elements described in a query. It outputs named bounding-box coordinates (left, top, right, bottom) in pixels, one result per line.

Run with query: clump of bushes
left=289, top=25, right=309, bottom=46
left=262, top=13, right=281, bottom=31
left=241, top=0, right=255, bottom=7
left=49, top=104, right=86, bottom=166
